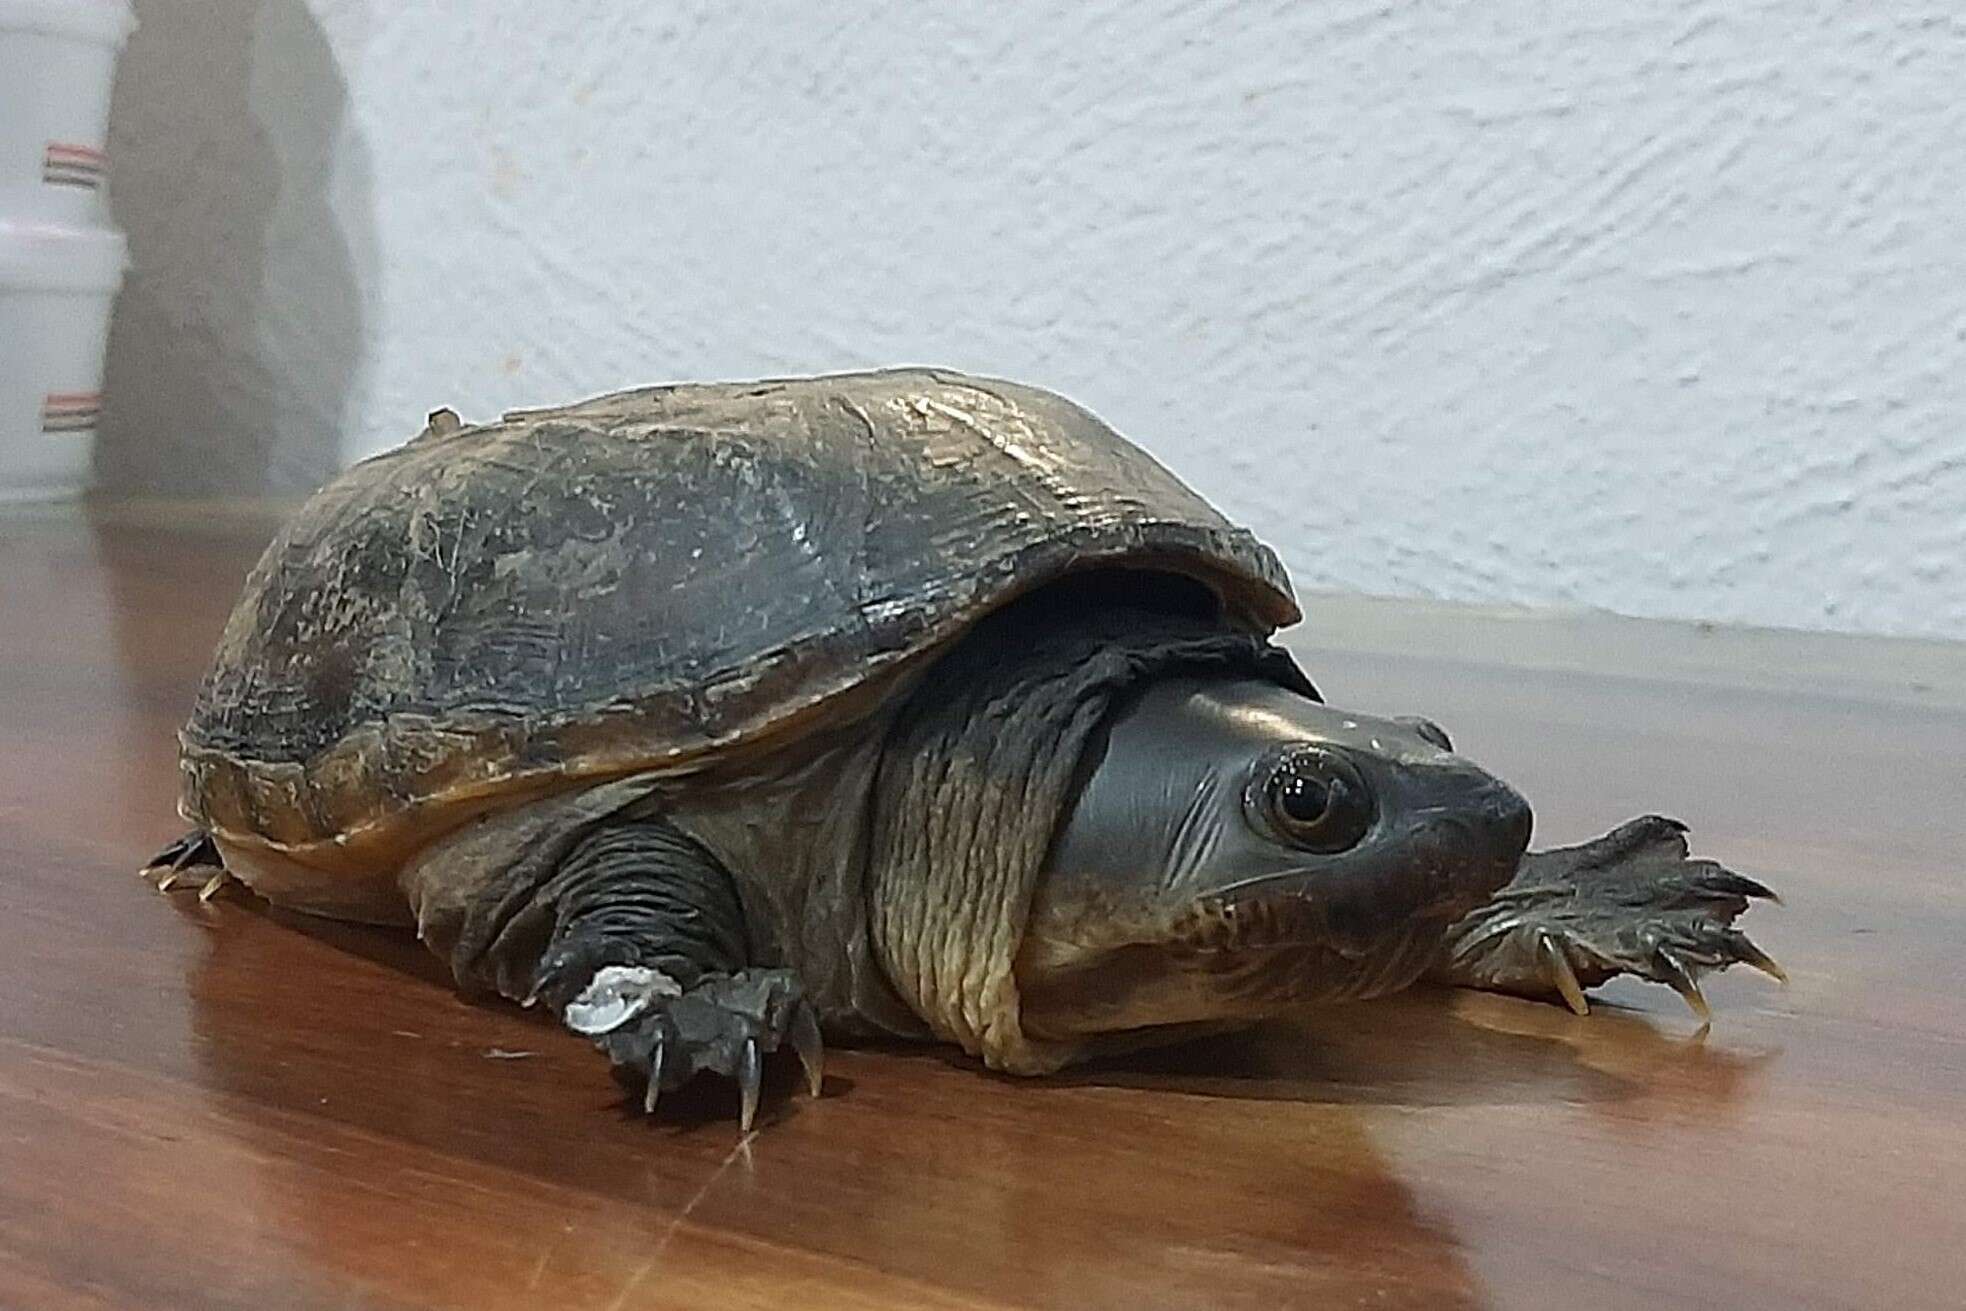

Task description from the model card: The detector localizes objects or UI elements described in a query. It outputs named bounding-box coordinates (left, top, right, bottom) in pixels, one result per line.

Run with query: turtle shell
left=181, top=368, right=1297, bottom=871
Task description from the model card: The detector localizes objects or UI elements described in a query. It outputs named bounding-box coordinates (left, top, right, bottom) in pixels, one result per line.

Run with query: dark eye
left=1251, top=747, right=1375, bottom=853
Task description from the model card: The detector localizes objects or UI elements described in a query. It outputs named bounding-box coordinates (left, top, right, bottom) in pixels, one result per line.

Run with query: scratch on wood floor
left=605, top=1134, right=755, bottom=1310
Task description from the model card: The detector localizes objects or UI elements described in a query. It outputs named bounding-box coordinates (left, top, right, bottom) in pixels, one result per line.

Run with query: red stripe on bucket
left=44, top=145, right=106, bottom=188
left=43, top=393, right=104, bottom=430
left=43, top=155, right=105, bottom=190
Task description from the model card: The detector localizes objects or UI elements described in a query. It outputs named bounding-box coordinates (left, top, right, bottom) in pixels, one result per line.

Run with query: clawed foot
left=551, top=965, right=822, bottom=1131
left=1434, top=815, right=1786, bottom=1023
left=138, top=830, right=241, bottom=902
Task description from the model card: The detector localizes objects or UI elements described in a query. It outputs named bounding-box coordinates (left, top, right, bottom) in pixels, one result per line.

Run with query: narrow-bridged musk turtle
left=147, top=369, right=1783, bottom=1128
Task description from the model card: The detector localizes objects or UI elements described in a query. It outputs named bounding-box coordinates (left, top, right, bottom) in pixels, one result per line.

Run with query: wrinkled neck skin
left=1015, top=677, right=1531, bottom=1058
left=863, top=597, right=1310, bottom=1073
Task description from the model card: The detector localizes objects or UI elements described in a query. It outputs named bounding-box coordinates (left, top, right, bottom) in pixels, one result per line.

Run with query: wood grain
left=1, top=505, right=1961, bottom=1310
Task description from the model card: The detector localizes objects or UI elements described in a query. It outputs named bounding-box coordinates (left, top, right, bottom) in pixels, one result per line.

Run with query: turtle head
left=1015, top=677, right=1531, bottom=1047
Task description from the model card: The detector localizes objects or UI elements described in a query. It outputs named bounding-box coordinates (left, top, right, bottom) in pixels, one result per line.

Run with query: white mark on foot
left=563, top=965, right=681, bottom=1035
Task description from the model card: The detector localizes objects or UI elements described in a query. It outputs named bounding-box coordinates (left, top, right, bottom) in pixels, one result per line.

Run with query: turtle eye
left=1251, top=746, right=1376, bottom=853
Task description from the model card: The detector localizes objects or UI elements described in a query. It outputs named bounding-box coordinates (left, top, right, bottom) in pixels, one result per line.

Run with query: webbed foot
left=139, top=830, right=240, bottom=902
left=1431, top=815, right=1784, bottom=1022
left=547, top=963, right=822, bottom=1131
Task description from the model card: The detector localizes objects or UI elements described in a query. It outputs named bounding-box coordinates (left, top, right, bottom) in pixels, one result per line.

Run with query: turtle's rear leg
left=1428, top=815, right=1785, bottom=1021
left=139, top=830, right=241, bottom=902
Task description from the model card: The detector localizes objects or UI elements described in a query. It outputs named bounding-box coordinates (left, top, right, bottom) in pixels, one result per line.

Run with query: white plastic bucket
left=0, top=0, right=136, bottom=226
left=0, top=220, right=126, bottom=501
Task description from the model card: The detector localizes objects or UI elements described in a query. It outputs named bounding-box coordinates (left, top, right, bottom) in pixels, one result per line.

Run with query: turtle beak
left=1406, top=765, right=1531, bottom=910
left=1299, top=761, right=1531, bottom=951
left=1476, top=775, right=1533, bottom=877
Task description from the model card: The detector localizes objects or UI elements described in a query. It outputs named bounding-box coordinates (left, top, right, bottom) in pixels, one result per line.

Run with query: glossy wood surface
left=2, top=506, right=1962, bottom=1310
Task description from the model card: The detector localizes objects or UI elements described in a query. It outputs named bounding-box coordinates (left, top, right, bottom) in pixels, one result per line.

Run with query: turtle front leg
left=483, top=819, right=821, bottom=1131
left=1427, top=815, right=1786, bottom=1021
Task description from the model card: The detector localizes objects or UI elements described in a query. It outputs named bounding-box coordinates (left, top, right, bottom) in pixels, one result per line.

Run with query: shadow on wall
left=94, top=0, right=370, bottom=498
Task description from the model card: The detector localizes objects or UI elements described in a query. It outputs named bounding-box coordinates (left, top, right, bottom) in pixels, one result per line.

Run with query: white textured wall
left=100, top=1, right=1966, bottom=639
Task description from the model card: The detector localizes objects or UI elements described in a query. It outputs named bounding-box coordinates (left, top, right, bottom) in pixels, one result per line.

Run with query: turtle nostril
left=1396, top=716, right=1454, bottom=753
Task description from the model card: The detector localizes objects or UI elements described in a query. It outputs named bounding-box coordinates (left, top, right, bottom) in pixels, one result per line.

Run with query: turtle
left=145, top=368, right=1784, bottom=1129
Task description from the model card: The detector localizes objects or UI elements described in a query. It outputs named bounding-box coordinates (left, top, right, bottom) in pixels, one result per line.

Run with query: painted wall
left=97, top=1, right=1966, bottom=639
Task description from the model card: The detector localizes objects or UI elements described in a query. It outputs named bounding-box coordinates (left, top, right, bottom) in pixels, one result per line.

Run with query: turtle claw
left=1727, top=931, right=1789, bottom=984
left=1539, top=931, right=1591, bottom=1016
left=563, top=966, right=814, bottom=1131
left=1657, top=949, right=1712, bottom=1023
left=142, top=830, right=220, bottom=878
left=738, top=1038, right=762, bottom=1133
left=197, top=869, right=241, bottom=903
left=790, top=999, right=825, bottom=1098
left=642, top=1035, right=666, bottom=1115
left=143, top=831, right=231, bottom=895
left=1434, top=815, right=1783, bottom=1023
left=154, top=866, right=239, bottom=899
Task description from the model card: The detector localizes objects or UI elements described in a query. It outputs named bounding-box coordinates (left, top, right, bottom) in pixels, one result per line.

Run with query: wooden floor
left=3, top=505, right=1963, bottom=1310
